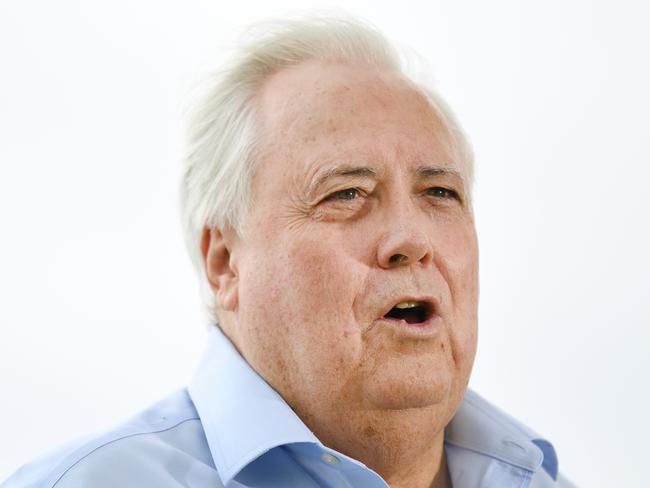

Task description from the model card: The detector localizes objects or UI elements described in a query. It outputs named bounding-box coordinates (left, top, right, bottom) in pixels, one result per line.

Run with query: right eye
left=314, top=187, right=371, bottom=222
left=327, top=188, right=360, bottom=201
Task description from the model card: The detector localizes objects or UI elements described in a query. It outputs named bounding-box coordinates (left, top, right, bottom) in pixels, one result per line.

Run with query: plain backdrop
left=1, top=1, right=648, bottom=486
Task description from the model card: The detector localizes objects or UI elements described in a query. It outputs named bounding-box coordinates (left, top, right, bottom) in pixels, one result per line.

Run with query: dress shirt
left=2, top=326, right=575, bottom=487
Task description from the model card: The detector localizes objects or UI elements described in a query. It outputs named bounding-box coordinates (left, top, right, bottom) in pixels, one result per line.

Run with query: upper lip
left=379, top=295, right=439, bottom=321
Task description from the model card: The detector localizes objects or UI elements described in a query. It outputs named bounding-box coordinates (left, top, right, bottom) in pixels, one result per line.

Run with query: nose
left=376, top=203, right=433, bottom=269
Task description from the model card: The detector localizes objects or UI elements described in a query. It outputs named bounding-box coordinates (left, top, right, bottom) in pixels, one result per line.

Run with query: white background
left=1, top=1, right=648, bottom=486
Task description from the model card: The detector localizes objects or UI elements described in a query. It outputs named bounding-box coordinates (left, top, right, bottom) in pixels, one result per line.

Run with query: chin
left=363, top=375, right=452, bottom=411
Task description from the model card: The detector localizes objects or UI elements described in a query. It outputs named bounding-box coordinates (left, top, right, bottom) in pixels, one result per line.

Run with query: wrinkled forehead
left=255, top=60, right=468, bottom=182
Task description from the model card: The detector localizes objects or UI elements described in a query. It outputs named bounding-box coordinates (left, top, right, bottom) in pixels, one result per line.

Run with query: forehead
left=255, top=61, right=464, bottom=182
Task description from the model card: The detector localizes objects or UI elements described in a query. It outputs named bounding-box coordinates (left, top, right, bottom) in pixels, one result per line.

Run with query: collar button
left=321, top=452, right=340, bottom=466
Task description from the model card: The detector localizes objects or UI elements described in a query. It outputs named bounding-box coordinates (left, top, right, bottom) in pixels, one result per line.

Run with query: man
left=2, top=16, right=574, bottom=488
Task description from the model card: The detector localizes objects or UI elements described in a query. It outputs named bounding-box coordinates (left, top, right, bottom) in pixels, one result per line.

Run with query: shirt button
left=321, top=452, right=340, bottom=466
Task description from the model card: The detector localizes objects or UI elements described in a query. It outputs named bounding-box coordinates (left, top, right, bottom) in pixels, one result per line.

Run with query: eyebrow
left=416, top=166, right=465, bottom=180
left=307, top=166, right=379, bottom=198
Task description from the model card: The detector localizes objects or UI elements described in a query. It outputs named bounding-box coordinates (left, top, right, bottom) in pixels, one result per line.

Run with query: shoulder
left=1, top=390, right=222, bottom=488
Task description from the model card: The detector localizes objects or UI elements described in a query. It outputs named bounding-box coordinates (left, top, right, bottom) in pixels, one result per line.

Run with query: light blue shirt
left=2, top=327, right=573, bottom=487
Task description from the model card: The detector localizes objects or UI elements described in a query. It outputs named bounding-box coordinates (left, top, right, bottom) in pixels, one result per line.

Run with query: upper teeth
left=395, top=301, right=418, bottom=309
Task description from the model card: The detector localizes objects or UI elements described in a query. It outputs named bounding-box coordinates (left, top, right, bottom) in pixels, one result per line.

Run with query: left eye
left=427, top=187, right=458, bottom=199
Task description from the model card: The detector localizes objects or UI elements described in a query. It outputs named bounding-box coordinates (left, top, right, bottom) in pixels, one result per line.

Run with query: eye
left=315, top=187, right=369, bottom=221
left=426, top=187, right=459, bottom=200
left=327, top=188, right=360, bottom=201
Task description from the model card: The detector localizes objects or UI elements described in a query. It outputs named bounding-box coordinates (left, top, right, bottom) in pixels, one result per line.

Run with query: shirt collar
left=445, top=388, right=559, bottom=480
left=188, top=326, right=319, bottom=486
left=189, top=326, right=558, bottom=485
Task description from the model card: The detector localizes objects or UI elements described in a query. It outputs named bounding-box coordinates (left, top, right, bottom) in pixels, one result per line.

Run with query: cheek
left=282, top=240, right=366, bottom=351
left=439, top=221, right=478, bottom=303
left=237, top=236, right=365, bottom=383
left=437, top=224, right=479, bottom=370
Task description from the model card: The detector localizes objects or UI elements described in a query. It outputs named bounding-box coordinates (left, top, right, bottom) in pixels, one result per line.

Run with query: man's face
left=221, top=61, right=478, bottom=438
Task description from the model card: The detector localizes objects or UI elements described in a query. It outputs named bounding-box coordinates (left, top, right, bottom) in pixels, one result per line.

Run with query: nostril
left=389, top=253, right=408, bottom=264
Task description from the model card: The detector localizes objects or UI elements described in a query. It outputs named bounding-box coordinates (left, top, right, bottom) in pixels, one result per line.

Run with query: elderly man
left=3, top=16, right=573, bottom=488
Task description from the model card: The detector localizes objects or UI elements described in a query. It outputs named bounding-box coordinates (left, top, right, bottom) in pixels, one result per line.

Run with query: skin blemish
left=364, top=425, right=376, bottom=438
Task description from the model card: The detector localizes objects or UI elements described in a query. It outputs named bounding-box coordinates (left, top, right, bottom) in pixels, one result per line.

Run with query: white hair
left=180, top=15, right=474, bottom=321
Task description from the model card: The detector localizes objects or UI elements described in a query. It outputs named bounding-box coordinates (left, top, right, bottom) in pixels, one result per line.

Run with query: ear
left=200, top=226, right=239, bottom=312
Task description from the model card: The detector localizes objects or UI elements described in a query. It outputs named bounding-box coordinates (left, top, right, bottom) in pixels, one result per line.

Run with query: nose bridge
left=376, top=183, right=432, bottom=268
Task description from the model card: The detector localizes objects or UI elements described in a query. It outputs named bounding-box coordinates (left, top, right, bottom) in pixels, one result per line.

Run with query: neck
left=299, top=405, right=453, bottom=488
left=379, top=431, right=451, bottom=488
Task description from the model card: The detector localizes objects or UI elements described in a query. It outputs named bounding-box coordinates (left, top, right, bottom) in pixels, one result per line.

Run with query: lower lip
left=375, top=315, right=443, bottom=338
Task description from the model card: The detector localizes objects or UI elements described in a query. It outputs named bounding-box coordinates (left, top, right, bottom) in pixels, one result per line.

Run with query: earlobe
left=201, top=227, right=239, bottom=311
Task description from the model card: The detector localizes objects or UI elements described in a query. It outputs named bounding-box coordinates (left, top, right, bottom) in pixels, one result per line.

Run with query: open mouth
left=383, top=300, right=434, bottom=325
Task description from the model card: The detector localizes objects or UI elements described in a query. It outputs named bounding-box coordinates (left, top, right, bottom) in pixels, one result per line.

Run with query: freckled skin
left=206, top=61, right=479, bottom=488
